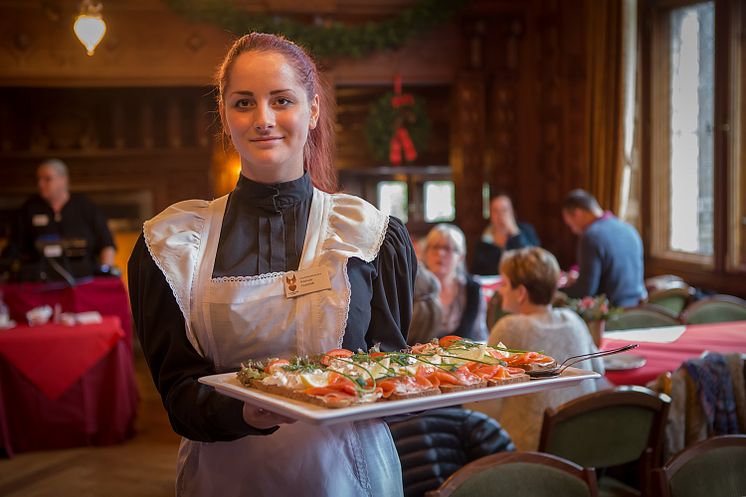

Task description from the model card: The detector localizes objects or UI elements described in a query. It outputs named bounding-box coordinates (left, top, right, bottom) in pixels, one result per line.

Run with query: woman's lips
left=250, top=136, right=283, bottom=142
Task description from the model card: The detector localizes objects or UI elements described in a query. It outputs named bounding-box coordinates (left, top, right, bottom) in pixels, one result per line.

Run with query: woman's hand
left=242, top=403, right=297, bottom=430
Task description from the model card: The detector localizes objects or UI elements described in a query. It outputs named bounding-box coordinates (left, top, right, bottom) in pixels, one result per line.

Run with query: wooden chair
left=652, top=435, right=746, bottom=497
left=647, top=286, right=694, bottom=317
left=538, top=386, right=671, bottom=497
left=680, top=295, right=746, bottom=324
left=425, top=451, right=598, bottom=497
left=604, top=304, right=681, bottom=331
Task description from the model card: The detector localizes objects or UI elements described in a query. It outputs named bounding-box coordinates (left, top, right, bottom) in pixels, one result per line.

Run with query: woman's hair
left=216, top=32, right=337, bottom=193
left=499, top=247, right=559, bottom=305
left=424, top=223, right=467, bottom=275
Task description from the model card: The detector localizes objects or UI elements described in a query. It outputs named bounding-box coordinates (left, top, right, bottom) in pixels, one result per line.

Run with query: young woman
left=481, top=247, right=605, bottom=450
left=128, top=33, right=416, bottom=497
left=422, top=224, right=488, bottom=342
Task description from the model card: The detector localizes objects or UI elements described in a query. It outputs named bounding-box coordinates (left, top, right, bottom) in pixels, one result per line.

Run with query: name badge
left=284, top=266, right=331, bottom=298
left=32, top=214, right=49, bottom=227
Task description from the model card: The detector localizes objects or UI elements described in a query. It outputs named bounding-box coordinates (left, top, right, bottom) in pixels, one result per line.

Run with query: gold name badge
left=284, top=266, right=332, bottom=298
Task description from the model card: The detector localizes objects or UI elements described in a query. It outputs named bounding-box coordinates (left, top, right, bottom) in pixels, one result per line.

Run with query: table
left=0, top=317, right=139, bottom=457
left=602, top=321, right=746, bottom=386
left=0, top=276, right=133, bottom=352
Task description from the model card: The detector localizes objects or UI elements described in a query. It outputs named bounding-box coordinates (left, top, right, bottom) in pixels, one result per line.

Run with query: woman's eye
left=235, top=99, right=253, bottom=108
left=274, top=97, right=293, bottom=106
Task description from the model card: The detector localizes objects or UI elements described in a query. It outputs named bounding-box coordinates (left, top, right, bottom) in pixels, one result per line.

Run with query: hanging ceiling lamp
left=73, top=0, right=107, bottom=56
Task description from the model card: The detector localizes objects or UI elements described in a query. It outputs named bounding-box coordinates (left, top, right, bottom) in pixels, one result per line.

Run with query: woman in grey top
left=474, top=247, right=605, bottom=450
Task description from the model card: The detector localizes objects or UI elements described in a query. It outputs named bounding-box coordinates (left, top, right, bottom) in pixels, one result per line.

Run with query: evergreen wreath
left=365, top=91, right=430, bottom=165
left=163, top=0, right=470, bottom=59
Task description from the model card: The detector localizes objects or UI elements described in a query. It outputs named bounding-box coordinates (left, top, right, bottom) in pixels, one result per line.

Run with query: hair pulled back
left=216, top=32, right=337, bottom=192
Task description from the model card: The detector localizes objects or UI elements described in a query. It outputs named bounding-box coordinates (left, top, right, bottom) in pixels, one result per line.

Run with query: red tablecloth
left=0, top=277, right=132, bottom=352
left=602, top=321, right=746, bottom=386
left=0, top=317, right=139, bottom=457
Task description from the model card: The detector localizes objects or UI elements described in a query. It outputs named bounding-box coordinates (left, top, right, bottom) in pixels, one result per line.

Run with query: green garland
left=365, top=91, right=430, bottom=164
left=163, top=0, right=470, bottom=59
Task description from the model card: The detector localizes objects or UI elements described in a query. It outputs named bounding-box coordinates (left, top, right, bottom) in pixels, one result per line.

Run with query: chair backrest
left=647, top=286, right=694, bottom=316
left=680, top=295, right=746, bottom=324
left=605, top=304, right=681, bottom=331
left=486, top=292, right=510, bottom=329
left=426, top=451, right=598, bottom=497
left=653, top=435, right=746, bottom=497
left=538, top=386, right=671, bottom=494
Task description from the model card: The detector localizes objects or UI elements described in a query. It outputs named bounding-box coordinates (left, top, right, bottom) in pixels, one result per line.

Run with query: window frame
left=641, top=0, right=745, bottom=293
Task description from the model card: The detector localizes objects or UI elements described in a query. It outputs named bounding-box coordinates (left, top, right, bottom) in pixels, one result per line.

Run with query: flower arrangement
left=562, top=294, right=620, bottom=322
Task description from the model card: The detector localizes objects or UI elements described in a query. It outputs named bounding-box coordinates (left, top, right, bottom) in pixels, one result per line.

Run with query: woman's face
left=490, top=196, right=515, bottom=231
left=425, top=233, right=462, bottom=280
left=223, top=51, right=319, bottom=183
left=498, top=273, right=523, bottom=313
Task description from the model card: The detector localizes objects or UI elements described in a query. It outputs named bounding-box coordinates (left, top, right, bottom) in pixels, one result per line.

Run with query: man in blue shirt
left=561, top=189, right=646, bottom=308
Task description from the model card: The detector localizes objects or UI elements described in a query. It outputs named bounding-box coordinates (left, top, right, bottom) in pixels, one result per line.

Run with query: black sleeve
left=471, top=241, right=501, bottom=276
left=505, top=222, right=540, bottom=251
left=453, top=276, right=487, bottom=342
left=521, top=222, right=540, bottom=246
left=128, top=235, right=276, bottom=442
left=366, top=216, right=417, bottom=351
left=1, top=208, right=23, bottom=260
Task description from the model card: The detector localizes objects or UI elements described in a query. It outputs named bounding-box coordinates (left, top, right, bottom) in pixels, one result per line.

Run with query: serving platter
left=199, top=367, right=600, bottom=426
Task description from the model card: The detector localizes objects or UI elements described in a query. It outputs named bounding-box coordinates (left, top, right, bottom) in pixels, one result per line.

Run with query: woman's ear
left=517, top=284, right=529, bottom=305
left=309, top=94, right=320, bottom=130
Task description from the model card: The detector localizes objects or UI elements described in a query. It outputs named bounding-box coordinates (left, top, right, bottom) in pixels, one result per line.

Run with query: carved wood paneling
left=0, top=0, right=597, bottom=280
left=451, top=73, right=486, bottom=266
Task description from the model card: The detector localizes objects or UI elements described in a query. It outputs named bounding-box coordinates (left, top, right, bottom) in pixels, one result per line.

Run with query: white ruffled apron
left=145, top=188, right=403, bottom=497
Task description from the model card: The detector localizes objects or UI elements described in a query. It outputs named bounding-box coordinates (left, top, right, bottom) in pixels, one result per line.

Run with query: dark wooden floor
left=0, top=350, right=181, bottom=497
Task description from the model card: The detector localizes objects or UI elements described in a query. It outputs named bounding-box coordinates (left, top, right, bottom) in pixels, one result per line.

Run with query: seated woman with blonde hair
left=419, top=224, right=488, bottom=343
left=475, top=246, right=605, bottom=450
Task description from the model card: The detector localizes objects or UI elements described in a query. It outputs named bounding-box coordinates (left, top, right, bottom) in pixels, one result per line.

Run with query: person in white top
left=472, top=246, right=605, bottom=450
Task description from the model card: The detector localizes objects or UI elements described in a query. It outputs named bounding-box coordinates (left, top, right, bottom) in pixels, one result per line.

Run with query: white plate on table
left=199, top=367, right=600, bottom=426
left=603, top=353, right=647, bottom=371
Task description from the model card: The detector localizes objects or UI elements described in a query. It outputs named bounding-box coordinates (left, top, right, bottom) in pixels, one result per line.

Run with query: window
left=377, top=181, right=408, bottom=223
left=644, top=0, right=745, bottom=292
left=651, top=1, right=714, bottom=262
left=423, top=180, right=455, bottom=222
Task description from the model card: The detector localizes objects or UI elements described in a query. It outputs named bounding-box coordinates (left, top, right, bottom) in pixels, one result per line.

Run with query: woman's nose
left=254, top=105, right=275, bottom=130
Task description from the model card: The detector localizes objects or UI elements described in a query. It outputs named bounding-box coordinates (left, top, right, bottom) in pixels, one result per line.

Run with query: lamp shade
left=74, top=14, right=106, bottom=56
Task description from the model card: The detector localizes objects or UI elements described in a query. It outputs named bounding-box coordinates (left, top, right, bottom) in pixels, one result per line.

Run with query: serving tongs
left=526, top=344, right=639, bottom=379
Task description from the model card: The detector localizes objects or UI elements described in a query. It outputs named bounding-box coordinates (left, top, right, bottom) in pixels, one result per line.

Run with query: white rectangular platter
left=199, top=367, right=600, bottom=426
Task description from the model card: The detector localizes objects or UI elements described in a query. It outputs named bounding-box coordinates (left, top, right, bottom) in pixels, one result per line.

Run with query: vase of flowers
left=560, top=295, right=618, bottom=347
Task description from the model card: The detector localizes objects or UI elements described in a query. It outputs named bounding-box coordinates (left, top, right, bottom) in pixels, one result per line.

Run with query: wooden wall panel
left=0, top=0, right=595, bottom=276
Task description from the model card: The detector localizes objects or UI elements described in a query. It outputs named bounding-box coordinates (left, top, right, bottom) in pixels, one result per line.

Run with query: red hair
left=216, top=32, right=338, bottom=193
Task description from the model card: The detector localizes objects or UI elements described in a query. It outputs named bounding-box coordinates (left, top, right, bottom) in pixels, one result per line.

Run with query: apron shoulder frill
left=324, top=192, right=389, bottom=264
left=142, top=197, right=216, bottom=355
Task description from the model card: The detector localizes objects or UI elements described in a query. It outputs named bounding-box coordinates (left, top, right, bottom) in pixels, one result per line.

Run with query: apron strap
left=190, top=194, right=229, bottom=359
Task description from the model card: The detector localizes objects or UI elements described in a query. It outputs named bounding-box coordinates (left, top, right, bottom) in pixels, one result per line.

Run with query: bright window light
left=377, top=181, right=408, bottom=223
left=424, top=180, right=455, bottom=222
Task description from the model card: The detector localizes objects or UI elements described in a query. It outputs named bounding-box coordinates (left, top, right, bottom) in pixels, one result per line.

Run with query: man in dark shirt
left=2, top=159, right=116, bottom=280
left=561, top=189, right=646, bottom=308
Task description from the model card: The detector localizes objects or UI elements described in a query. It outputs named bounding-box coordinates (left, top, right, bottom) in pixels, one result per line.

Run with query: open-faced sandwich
left=235, top=335, right=553, bottom=409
